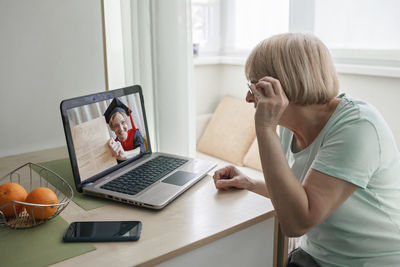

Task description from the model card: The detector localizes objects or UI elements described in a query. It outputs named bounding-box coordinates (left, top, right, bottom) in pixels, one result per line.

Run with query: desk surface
left=0, top=147, right=275, bottom=267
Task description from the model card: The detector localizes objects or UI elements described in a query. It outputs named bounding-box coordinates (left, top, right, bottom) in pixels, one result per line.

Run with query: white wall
left=194, top=64, right=400, bottom=147
left=194, top=64, right=223, bottom=115
left=0, top=0, right=106, bottom=157
left=337, top=73, right=400, bottom=147
left=194, top=64, right=247, bottom=115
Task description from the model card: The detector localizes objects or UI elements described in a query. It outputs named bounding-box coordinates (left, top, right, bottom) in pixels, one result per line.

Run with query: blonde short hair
left=109, top=111, right=128, bottom=129
left=245, top=33, right=339, bottom=105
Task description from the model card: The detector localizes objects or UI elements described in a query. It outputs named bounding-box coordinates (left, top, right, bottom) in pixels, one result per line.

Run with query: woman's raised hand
left=247, top=76, right=289, bottom=131
left=108, top=138, right=127, bottom=161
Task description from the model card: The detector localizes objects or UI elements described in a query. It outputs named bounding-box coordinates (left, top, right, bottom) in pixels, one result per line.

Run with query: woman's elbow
left=281, top=226, right=306, bottom=238
left=279, top=221, right=314, bottom=238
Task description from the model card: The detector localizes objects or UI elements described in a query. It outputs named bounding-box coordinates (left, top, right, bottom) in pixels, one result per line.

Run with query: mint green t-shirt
left=280, top=94, right=400, bottom=266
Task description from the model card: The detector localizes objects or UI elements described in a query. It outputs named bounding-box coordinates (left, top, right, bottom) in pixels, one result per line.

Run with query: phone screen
left=63, top=221, right=142, bottom=242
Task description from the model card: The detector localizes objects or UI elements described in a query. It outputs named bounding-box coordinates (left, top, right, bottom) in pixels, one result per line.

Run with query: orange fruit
left=0, top=183, right=28, bottom=217
left=25, top=187, right=58, bottom=220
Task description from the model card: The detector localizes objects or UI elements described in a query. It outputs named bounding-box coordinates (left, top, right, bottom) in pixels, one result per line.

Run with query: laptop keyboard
left=101, top=156, right=188, bottom=195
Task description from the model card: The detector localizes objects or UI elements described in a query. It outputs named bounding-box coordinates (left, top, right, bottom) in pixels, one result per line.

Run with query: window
left=192, top=0, right=289, bottom=57
left=314, top=0, right=400, bottom=50
left=312, top=0, right=400, bottom=69
left=192, top=0, right=400, bottom=75
left=221, top=0, right=289, bottom=54
left=192, top=2, right=210, bottom=45
left=192, top=0, right=220, bottom=56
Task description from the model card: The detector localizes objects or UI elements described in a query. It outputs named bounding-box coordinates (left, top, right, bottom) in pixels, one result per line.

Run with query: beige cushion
left=243, top=138, right=262, bottom=171
left=197, top=95, right=255, bottom=166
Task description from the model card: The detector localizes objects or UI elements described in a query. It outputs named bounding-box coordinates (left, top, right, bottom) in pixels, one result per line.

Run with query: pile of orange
left=0, top=183, right=58, bottom=220
left=0, top=183, right=27, bottom=217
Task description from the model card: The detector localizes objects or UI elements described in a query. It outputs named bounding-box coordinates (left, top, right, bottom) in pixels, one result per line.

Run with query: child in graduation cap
left=104, top=98, right=146, bottom=162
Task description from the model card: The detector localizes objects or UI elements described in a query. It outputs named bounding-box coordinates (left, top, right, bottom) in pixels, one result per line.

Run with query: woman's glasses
left=247, top=81, right=257, bottom=95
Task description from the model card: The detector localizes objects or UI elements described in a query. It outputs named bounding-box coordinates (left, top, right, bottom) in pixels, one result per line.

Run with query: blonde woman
left=213, top=33, right=400, bottom=266
left=104, top=98, right=146, bottom=162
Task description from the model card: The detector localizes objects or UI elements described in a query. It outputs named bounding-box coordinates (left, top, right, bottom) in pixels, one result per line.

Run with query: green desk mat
left=38, top=158, right=109, bottom=211
left=0, top=216, right=95, bottom=267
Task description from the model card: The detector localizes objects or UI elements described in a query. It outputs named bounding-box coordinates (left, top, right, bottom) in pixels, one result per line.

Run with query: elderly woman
left=213, top=33, right=400, bottom=266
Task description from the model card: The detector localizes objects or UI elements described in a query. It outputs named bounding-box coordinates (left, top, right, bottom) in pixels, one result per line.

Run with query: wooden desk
left=0, top=147, right=276, bottom=266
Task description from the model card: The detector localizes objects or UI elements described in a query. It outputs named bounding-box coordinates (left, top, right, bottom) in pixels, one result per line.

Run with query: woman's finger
left=111, top=142, right=118, bottom=150
left=213, top=165, right=236, bottom=184
left=259, top=76, right=283, bottom=96
left=216, top=178, right=238, bottom=189
left=108, top=139, right=115, bottom=148
left=256, top=81, right=275, bottom=97
left=213, top=168, right=227, bottom=183
left=248, top=83, right=263, bottom=102
left=111, top=147, right=118, bottom=157
left=112, top=143, right=122, bottom=156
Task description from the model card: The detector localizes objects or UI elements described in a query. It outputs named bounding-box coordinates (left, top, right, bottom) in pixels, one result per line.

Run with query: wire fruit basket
left=0, top=162, right=73, bottom=229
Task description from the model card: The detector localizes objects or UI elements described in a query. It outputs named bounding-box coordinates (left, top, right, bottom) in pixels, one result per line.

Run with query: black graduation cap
left=104, top=98, right=136, bottom=129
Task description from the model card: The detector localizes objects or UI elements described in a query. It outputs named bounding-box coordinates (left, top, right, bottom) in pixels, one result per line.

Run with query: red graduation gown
left=116, top=128, right=138, bottom=151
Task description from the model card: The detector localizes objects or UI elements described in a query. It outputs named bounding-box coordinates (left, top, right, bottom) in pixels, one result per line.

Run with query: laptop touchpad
left=162, top=171, right=197, bottom=186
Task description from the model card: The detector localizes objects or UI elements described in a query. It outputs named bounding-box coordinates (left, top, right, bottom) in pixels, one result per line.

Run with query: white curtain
left=121, top=0, right=195, bottom=156
left=123, top=0, right=157, bottom=149
left=69, top=0, right=195, bottom=156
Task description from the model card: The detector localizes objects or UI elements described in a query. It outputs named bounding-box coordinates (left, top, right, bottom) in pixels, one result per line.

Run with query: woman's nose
left=246, top=90, right=255, bottom=103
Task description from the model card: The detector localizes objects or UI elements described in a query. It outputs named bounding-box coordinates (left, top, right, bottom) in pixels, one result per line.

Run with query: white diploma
left=71, top=116, right=117, bottom=181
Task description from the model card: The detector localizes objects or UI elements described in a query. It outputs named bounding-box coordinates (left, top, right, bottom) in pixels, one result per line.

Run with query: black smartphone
left=63, top=221, right=142, bottom=242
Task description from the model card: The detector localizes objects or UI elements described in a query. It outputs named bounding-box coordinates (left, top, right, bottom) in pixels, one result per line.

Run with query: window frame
left=290, top=0, right=400, bottom=77
left=193, top=0, right=400, bottom=78
left=192, top=0, right=221, bottom=57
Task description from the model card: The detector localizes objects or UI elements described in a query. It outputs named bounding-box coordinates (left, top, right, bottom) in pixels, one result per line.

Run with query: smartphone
left=63, top=221, right=142, bottom=242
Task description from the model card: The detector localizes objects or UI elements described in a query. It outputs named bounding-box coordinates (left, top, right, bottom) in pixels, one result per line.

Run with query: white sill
left=335, top=64, right=400, bottom=78
left=194, top=56, right=400, bottom=78
left=193, top=56, right=245, bottom=66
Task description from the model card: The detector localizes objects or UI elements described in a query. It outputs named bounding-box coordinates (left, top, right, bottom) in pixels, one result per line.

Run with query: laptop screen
left=60, top=85, right=151, bottom=190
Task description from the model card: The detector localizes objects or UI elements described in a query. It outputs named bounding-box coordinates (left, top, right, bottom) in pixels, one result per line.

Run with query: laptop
left=60, top=85, right=216, bottom=209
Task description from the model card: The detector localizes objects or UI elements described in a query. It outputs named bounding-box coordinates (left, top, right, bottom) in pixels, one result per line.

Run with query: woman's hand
left=213, top=165, right=253, bottom=191
left=108, top=138, right=127, bottom=161
left=247, top=76, right=289, bottom=131
left=213, top=165, right=269, bottom=197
